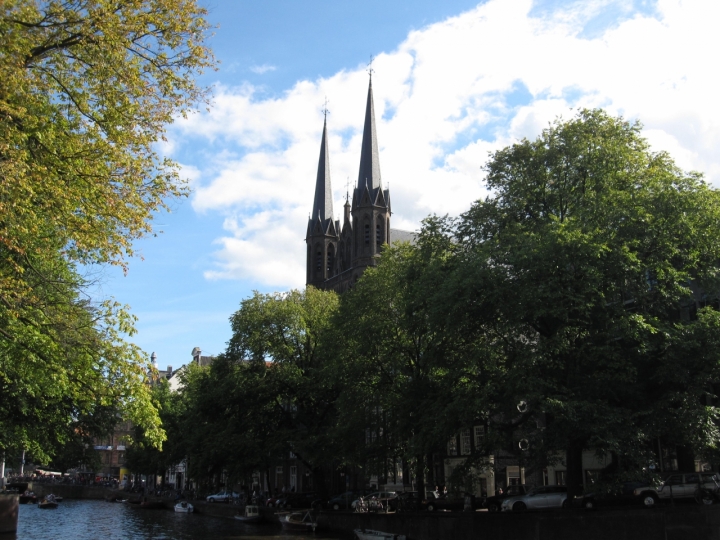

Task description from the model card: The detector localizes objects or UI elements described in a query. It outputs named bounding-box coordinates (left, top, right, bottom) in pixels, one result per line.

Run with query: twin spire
left=310, top=115, right=334, bottom=225
left=309, top=77, right=381, bottom=231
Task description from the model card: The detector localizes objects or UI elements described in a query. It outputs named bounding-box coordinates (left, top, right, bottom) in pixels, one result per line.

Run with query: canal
left=8, top=500, right=354, bottom=540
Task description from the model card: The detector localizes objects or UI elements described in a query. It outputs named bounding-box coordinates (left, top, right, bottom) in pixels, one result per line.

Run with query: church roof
left=390, top=228, right=417, bottom=245
left=357, top=78, right=382, bottom=191
left=312, top=118, right=334, bottom=224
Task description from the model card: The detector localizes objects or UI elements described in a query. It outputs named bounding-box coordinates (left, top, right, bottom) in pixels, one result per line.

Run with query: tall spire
left=311, top=115, right=333, bottom=223
left=357, top=77, right=381, bottom=191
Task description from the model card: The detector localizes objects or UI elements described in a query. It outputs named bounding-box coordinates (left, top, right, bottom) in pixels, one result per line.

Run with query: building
left=306, top=76, right=415, bottom=293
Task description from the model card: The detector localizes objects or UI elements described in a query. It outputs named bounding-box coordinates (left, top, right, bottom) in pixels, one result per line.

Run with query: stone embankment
left=30, top=483, right=113, bottom=500
left=0, top=494, right=18, bottom=534
left=319, top=505, right=720, bottom=540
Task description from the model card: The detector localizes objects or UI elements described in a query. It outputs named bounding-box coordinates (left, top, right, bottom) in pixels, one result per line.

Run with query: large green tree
left=0, top=0, right=214, bottom=459
left=177, top=288, right=341, bottom=496
left=445, top=109, right=720, bottom=498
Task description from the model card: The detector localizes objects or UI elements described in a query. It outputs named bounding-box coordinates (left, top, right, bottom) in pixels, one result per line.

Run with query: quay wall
left=0, top=494, right=18, bottom=534
left=319, top=506, right=720, bottom=540
left=29, top=483, right=111, bottom=500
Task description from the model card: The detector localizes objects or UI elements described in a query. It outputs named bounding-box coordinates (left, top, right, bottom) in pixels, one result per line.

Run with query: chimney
left=167, top=365, right=172, bottom=375
left=151, top=352, right=158, bottom=368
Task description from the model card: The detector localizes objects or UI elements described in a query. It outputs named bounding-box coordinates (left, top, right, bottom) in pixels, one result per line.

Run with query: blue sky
left=100, top=0, right=720, bottom=371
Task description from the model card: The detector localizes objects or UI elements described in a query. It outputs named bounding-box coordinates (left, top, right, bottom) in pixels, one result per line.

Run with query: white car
left=501, top=486, right=568, bottom=512
left=206, top=491, right=239, bottom=503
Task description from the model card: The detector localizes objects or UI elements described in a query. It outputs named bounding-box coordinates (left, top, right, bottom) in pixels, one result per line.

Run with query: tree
left=0, top=0, right=214, bottom=458
left=334, top=225, right=483, bottom=496
left=176, top=288, right=341, bottom=496
left=446, top=109, right=720, bottom=498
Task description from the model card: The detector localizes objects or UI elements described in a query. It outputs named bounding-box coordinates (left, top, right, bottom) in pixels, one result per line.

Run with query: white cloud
left=173, top=0, right=720, bottom=289
left=249, top=64, right=277, bottom=74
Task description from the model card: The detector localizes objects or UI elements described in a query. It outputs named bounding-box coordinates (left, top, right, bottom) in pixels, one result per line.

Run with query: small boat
left=278, top=510, right=317, bottom=532
left=354, top=530, right=407, bottom=540
left=174, top=501, right=194, bottom=513
left=19, top=491, right=37, bottom=504
left=38, top=495, right=59, bottom=510
left=235, top=504, right=261, bottom=523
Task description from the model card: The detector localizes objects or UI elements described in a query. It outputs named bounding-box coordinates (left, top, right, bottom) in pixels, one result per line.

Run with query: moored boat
left=38, top=495, right=59, bottom=510
left=354, top=530, right=407, bottom=540
left=174, top=501, right=194, bottom=513
left=277, top=510, right=317, bottom=532
left=235, top=504, right=261, bottom=523
left=18, top=491, right=36, bottom=504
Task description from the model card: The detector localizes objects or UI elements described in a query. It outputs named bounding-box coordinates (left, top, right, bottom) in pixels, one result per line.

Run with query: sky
left=99, top=0, right=720, bottom=371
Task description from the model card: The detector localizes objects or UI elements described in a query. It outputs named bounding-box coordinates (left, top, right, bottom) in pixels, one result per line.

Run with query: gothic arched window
left=364, top=223, right=370, bottom=244
left=327, top=244, right=335, bottom=277
left=376, top=220, right=383, bottom=248
left=315, top=246, right=322, bottom=274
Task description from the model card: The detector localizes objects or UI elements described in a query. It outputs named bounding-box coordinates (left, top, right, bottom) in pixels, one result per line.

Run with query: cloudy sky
left=102, top=0, right=720, bottom=370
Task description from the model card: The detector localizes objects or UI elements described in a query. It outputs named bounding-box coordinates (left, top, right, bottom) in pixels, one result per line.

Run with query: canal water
left=9, top=500, right=354, bottom=540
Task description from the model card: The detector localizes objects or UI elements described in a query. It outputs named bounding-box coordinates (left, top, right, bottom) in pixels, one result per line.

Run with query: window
left=364, top=224, right=370, bottom=244
left=316, top=250, right=322, bottom=271
left=447, top=437, right=457, bottom=456
left=376, top=222, right=383, bottom=246
left=474, top=426, right=485, bottom=449
left=326, top=245, right=334, bottom=275
left=555, top=470, right=566, bottom=486
left=461, top=430, right=471, bottom=455
left=290, top=466, right=297, bottom=490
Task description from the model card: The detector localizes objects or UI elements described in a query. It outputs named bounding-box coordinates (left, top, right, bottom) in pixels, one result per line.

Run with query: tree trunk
left=312, top=466, right=329, bottom=501
left=415, top=455, right=425, bottom=496
left=566, top=440, right=584, bottom=500
left=676, top=445, right=695, bottom=472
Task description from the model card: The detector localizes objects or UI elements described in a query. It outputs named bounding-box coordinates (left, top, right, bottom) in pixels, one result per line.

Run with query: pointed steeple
left=311, top=116, right=334, bottom=225
left=357, top=77, right=382, bottom=191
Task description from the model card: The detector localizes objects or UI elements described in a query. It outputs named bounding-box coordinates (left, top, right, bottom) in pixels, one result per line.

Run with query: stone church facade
left=305, top=77, right=414, bottom=292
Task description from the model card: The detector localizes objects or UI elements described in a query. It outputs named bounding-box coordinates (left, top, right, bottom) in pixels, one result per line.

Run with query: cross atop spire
left=367, top=55, right=375, bottom=81
left=322, top=96, right=330, bottom=121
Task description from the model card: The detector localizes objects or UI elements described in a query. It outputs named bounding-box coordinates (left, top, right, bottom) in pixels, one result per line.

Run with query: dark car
left=424, top=492, right=482, bottom=512
left=277, top=491, right=318, bottom=510
left=575, top=481, right=652, bottom=510
left=325, top=491, right=360, bottom=510
left=390, top=491, right=422, bottom=512
left=484, top=485, right=529, bottom=512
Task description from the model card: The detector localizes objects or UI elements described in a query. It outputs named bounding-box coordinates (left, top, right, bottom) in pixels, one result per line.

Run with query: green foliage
left=177, top=288, right=340, bottom=495
left=446, top=109, right=720, bottom=495
left=0, top=0, right=214, bottom=459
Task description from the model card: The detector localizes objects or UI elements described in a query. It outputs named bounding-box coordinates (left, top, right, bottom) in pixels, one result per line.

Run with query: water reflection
left=9, top=500, right=352, bottom=540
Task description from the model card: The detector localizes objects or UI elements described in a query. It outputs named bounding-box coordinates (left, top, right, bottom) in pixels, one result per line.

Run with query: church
left=305, top=77, right=415, bottom=292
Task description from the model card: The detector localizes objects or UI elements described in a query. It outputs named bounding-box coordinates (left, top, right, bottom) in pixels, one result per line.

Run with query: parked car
left=633, top=472, right=719, bottom=507
left=277, top=491, right=319, bottom=510
left=390, top=491, right=423, bottom=512
left=484, top=485, right=530, bottom=512
left=423, top=492, right=482, bottom=512
left=325, top=491, right=361, bottom=510
left=205, top=491, right=239, bottom=503
left=501, top=485, right=568, bottom=512
left=575, top=481, right=652, bottom=510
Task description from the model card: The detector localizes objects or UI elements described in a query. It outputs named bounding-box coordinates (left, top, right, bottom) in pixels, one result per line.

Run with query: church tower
left=305, top=114, right=340, bottom=288
left=350, top=76, right=391, bottom=275
left=306, top=76, right=393, bottom=292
